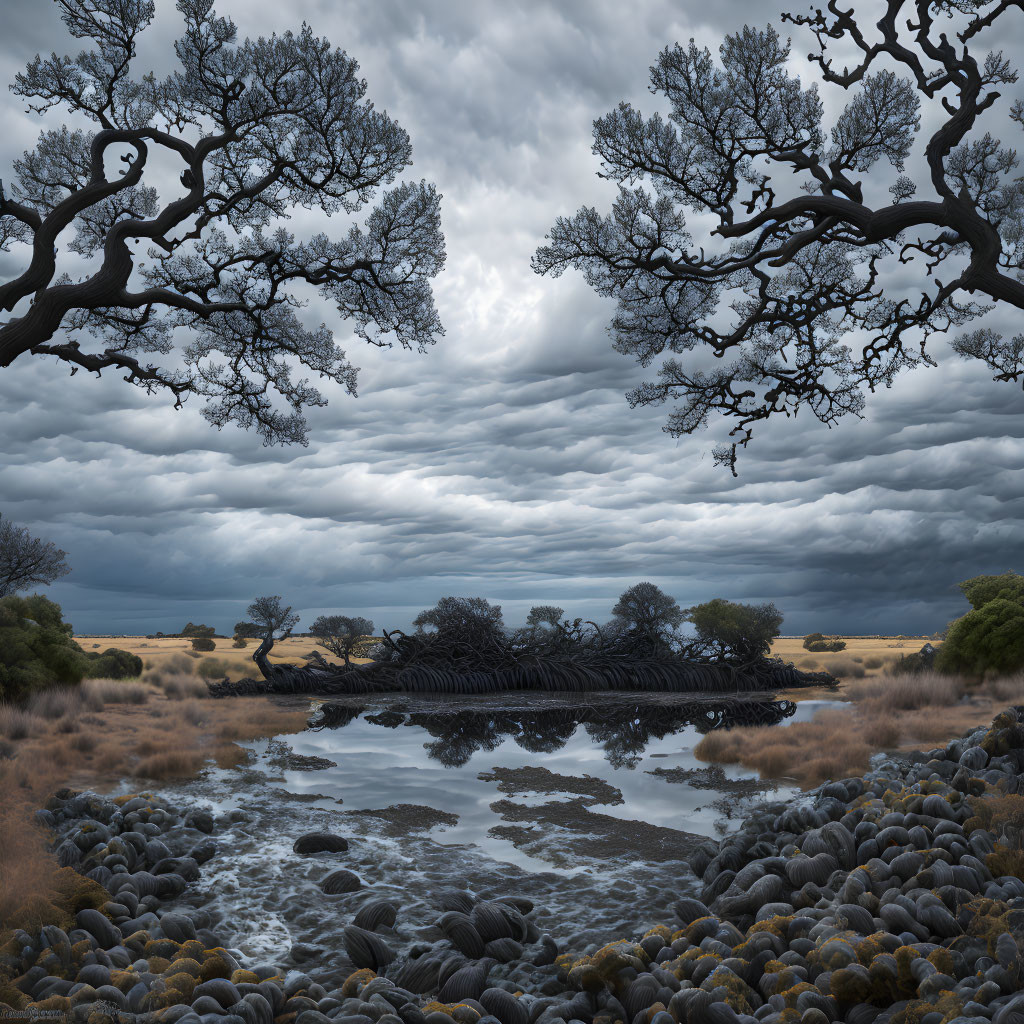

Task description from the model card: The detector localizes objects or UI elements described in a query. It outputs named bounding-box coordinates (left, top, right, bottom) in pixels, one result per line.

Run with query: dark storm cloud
left=1, top=0, right=1022, bottom=636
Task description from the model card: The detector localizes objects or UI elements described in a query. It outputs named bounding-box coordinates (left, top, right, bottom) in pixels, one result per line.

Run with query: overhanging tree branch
left=0, top=0, right=445, bottom=445
left=534, top=1, right=1024, bottom=472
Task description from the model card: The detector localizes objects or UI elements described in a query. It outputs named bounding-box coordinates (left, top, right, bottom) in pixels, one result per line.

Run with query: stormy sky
left=1, top=0, right=1022, bottom=636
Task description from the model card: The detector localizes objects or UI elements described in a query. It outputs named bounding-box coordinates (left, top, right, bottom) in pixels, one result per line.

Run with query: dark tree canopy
left=958, top=569, right=1024, bottom=610
left=610, top=582, right=685, bottom=643
left=413, top=595, right=504, bottom=635
left=0, top=513, right=71, bottom=597
left=525, top=605, right=565, bottom=630
left=0, top=593, right=85, bottom=700
left=535, top=2, right=1024, bottom=472
left=236, top=594, right=299, bottom=640
left=179, top=621, right=215, bottom=638
left=310, top=613, right=374, bottom=665
left=688, top=598, right=784, bottom=663
left=0, top=0, right=445, bottom=446
left=937, top=570, right=1024, bottom=675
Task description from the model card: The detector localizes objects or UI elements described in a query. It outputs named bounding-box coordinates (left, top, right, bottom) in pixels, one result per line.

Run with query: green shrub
left=82, top=647, right=142, bottom=679
left=0, top=594, right=87, bottom=702
left=937, top=594, right=1024, bottom=677
left=190, top=636, right=216, bottom=652
left=803, top=632, right=846, bottom=652
left=688, top=598, right=783, bottom=662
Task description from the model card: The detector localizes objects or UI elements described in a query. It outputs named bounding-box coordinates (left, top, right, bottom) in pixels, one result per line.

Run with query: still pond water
left=158, top=692, right=839, bottom=978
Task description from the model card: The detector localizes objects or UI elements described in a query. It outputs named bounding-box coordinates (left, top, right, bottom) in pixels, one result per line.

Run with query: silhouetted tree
left=236, top=595, right=300, bottom=677
left=179, top=622, right=214, bottom=638
left=413, top=596, right=504, bottom=635
left=610, top=582, right=685, bottom=647
left=525, top=605, right=564, bottom=631
left=0, top=0, right=445, bottom=445
left=310, top=613, right=374, bottom=666
left=0, top=513, right=70, bottom=597
left=535, top=3, right=1024, bottom=472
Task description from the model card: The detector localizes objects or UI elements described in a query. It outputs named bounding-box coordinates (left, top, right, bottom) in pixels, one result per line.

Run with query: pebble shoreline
left=3, top=706, right=1024, bottom=1024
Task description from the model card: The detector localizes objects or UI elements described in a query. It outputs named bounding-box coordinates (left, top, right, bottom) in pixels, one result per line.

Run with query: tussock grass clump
left=195, top=656, right=237, bottom=680
left=0, top=705, right=44, bottom=741
left=982, top=673, right=1024, bottom=703
left=155, top=672, right=207, bottom=700
left=26, top=686, right=102, bottom=719
left=177, top=700, right=206, bottom=726
left=135, top=749, right=207, bottom=780
left=824, top=656, right=866, bottom=679
left=851, top=670, right=965, bottom=711
left=81, top=678, right=150, bottom=704
left=863, top=656, right=884, bottom=669
left=694, top=710, right=872, bottom=785
left=69, top=732, right=96, bottom=752
left=860, top=714, right=902, bottom=749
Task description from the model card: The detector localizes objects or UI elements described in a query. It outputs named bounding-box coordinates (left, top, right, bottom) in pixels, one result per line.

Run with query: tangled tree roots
left=207, top=652, right=835, bottom=698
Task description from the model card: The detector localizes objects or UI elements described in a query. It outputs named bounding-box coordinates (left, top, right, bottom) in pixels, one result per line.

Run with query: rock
left=185, top=809, right=215, bottom=834
left=321, top=869, right=362, bottom=894
left=194, top=978, right=243, bottom=1009
left=191, top=841, right=217, bottom=864
left=75, top=909, right=121, bottom=950
left=354, top=900, right=398, bottom=931
left=159, top=912, right=198, bottom=943
left=294, top=832, right=349, bottom=855
left=343, top=926, right=395, bottom=970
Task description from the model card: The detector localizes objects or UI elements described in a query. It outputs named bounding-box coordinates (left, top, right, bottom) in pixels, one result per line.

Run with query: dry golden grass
left=770, top=635, right=935, bottom=675
left=845, top=670, right=965, bottom=710
left=0, top=651, right=310, bottom=936
left=81, top=678, right=151, bottom=704
left=701, top=648, right=1021, bottom=789
left=696, top=708, right=874, bottom=786
left=75, top=633, right=374, bottom=683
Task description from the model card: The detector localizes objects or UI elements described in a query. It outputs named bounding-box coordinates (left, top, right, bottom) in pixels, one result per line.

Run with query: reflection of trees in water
left=310, top=698, right=796, bottom=768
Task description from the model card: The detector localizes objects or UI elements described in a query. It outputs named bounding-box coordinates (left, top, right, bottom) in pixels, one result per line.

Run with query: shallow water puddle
left=156, top=692, right=843, bottom=976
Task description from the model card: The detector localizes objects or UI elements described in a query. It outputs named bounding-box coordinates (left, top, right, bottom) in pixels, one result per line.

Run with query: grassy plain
left=74, top=634, right=374, bottom=682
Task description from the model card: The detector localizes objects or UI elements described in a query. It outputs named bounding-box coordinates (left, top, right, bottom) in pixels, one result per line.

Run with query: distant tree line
left=232, top=583, right=785, bottom=678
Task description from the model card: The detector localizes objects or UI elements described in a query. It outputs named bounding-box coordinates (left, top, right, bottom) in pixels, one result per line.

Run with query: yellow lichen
left=341, top=968, right=376, bottom=998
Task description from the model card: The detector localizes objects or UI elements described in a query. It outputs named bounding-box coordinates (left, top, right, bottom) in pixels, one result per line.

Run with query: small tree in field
left=0, top=0, right=445, bottom=445
left=525, top=605, right=565, bottom=631
left=688, top=598, right=784, bottom=663
left=235, top=595, right=299, bottom=644
left=231, top=634, right=248, bottom=648
left=309, top=614, right=374, bottom=666
left=0, top=513, right=70, bottom=597
left=235, top=595, right=300, bottom=676
left=190, top=635, right=216, bottom=652
left=610, top=582, right=685, bottom=646
left=535, top=2, right=1024, bottom=472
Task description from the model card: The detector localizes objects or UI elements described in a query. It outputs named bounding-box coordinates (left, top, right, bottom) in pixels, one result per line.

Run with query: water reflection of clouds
left=278, top=695, right=819, bottom=871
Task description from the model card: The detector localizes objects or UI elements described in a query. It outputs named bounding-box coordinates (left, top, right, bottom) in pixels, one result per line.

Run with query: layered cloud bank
left=1, top=0, right=1022, bottom=634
